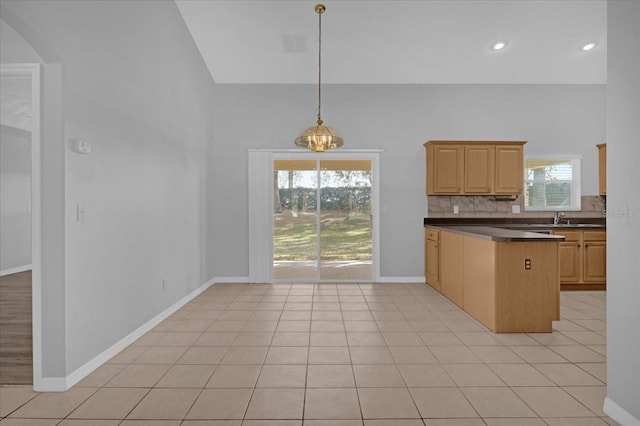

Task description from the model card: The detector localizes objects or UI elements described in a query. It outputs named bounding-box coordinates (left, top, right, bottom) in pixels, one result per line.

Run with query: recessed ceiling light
left=491, top=41, right=508, bottom=51
left=582, top=42, right=598, bottom=51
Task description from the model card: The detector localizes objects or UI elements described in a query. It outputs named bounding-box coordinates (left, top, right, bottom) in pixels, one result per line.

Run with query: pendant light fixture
left=295, top=4, right=343, bottom=152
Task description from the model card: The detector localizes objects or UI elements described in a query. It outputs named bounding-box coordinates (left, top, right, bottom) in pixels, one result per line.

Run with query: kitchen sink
left=549, top=223, right=603, bottom=228
left=505, top=223, right=604, bottom=232
left=512, top=223, right=602, bottom=228
left=526, top=229, right=554, bottom=234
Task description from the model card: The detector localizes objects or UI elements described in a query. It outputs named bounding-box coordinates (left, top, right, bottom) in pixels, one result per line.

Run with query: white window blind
left=524, top=157, right=581, bottom=210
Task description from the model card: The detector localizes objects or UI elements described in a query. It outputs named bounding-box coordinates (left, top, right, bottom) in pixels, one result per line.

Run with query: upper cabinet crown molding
left=424, top=140, right=526, bottom=196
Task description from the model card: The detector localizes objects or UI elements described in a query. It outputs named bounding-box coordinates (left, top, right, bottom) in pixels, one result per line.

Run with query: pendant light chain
left=294, top=4, right=343, bottom=151
left=317, top=7, right=322, bottom=125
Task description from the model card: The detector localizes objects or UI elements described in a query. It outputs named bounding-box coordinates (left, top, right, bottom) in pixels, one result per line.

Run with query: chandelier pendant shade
left=295, top=4, right=343, bottom=152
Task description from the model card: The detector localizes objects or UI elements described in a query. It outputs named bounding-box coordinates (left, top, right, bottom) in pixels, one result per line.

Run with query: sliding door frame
left=248, top=149, right=381, bottom=283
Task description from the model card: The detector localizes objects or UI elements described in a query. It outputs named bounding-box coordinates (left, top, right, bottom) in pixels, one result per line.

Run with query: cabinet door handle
left=585, top=244, right=589, bottom=247
left=577, top=244, right=581, bottom=248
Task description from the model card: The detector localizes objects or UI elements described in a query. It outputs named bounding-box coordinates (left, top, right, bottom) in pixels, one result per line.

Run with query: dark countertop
left=425, top=225, right=565, bottom=242
left=424, top=217, right=606, bottom=228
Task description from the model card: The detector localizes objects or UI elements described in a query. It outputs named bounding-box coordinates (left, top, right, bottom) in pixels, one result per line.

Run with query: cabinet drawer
left=426, top=228, right=440, bottom=242
left=553, top=230, right=581, bottom=242
left=584, top=230, right=606, bottom=241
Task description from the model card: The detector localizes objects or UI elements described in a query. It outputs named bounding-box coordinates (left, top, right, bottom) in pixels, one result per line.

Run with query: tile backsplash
left=427, top=195, right=606, bottom=219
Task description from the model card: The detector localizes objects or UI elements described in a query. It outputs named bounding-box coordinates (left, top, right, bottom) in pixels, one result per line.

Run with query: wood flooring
left=0, top=270, right=32, bottom=385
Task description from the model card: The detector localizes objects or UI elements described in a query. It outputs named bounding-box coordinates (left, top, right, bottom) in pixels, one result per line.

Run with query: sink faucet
left=554, top=211, right=566, bottom=225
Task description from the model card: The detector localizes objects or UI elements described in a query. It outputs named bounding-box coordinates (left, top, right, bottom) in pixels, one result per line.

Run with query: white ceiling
left=175, top=0, right=607, bottom=85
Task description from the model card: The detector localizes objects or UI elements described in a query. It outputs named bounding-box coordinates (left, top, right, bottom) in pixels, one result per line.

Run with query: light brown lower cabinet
left=425, top=228, right=560, bottom=332
left=553, top=229, right=606, bottom=290
left=425, top=228, right=440, bottom=291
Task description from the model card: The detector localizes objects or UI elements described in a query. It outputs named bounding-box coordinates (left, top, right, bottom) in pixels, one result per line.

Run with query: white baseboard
left=213, top=276, right=250, bottom=283
left=215, top=276, right=425, bottom=284
left=33, top=376, right=68, bottom=392
left=0, top=264, right=32, bottom=276
left=378, top=276, right=425, bottom=283
left=36, top=277, right=216, bottom=392
left=604, top=397, right=640, bottom=426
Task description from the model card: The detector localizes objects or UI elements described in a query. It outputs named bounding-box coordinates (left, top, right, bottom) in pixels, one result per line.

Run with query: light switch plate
left=76, top=204, right=85, bottom=222
left=74, top=139, right=92, bottom=154
left=512, top=205, right=521, bottom=214
left=453, top=205, right=459, bottom=214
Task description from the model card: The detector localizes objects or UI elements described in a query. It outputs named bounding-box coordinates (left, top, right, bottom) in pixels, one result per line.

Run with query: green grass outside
left=273, top=210, right=372, bottom=261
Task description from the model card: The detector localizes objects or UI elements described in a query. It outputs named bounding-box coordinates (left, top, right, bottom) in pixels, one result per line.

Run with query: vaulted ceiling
left=175, top=0, right=606, bottom=85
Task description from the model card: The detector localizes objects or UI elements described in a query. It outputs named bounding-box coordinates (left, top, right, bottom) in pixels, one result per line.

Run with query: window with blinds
left=524, top=157, right=581, bottom=210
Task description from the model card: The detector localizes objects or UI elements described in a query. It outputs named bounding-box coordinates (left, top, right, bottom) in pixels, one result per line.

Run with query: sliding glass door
left=273, top=159, right=372, bottom=281
left=273, top=160, right=318, bottom=280
left=318, top=160, right=372, bottom=280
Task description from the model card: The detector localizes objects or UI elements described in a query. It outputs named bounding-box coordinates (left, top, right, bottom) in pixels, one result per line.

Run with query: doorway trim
left=249, top=149, right=381, bottom=283
left=1, top=63, right=42, bottom=388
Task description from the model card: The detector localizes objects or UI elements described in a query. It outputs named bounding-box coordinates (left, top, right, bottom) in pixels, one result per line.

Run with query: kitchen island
left=425, top=224, right=564, bottom=333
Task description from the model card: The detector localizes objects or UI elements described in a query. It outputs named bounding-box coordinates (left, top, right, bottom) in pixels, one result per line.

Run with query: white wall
left=211, top=84, right=605, bottom=278
left=1, top=0, right=215, bottom=379
left=0, top=125, right=31, bottom=273
left=0, top=18, right=41, bottom=63
left=0, top=0, right=616, bottom=391
left=605, top=1, right=640, bottom=424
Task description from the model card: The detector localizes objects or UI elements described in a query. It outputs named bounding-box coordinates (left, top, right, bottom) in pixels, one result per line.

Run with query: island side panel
left=462, top=236, right=497, bottom=331
left=495, top=241, right=560, bottom=332
left=440, top=230, right=464, bottom=308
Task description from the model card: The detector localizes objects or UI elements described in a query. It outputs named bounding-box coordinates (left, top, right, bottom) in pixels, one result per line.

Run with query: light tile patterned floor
left=0, top=284, right=619, bottom=425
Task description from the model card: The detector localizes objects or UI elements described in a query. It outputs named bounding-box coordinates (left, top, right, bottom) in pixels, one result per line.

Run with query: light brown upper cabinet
left=464, top=145, right=494, bottom=193
left=424, top=141, right=526, bottom=195
left=597, top=143, right=606, bottom=195
left=495, top=145, right=524, bottom=194
left=426, top=144, right=464, bottom=194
